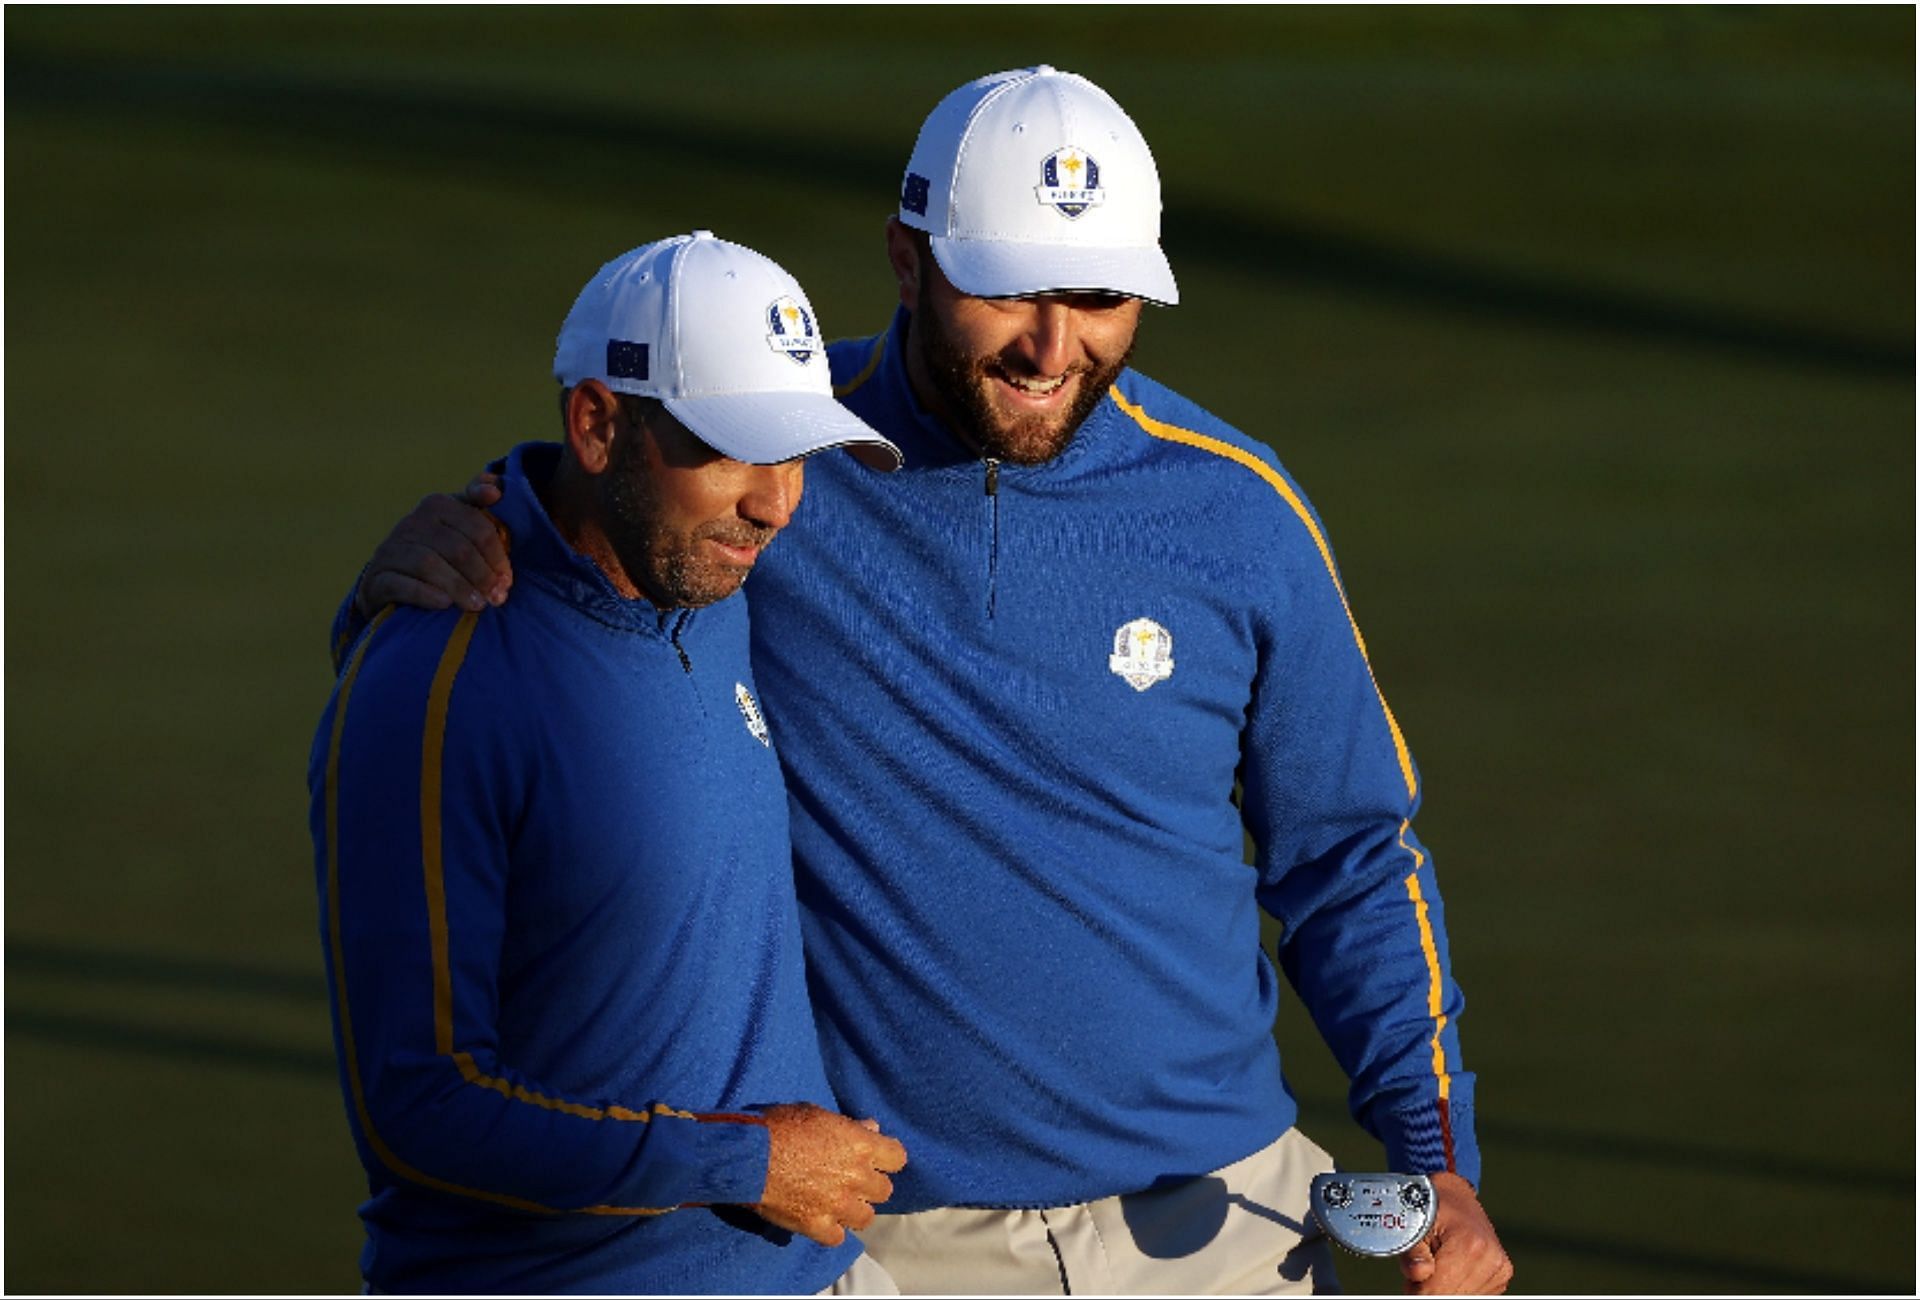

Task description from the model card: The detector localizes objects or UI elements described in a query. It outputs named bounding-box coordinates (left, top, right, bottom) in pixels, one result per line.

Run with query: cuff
left=1380, top=1097, right=1480, bottom=1191
left=625, top=1111, right=773, bottom=1207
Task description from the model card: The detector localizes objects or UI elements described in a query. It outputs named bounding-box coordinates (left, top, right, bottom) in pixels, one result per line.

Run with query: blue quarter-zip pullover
left=326, top=313, right=1483, bottom=1219
left=743, top=310, right=1477, bottom=1211
left=311, top=443, right=860, bottom=1293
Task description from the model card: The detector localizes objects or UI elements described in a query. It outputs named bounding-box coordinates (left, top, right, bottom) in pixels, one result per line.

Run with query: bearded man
left=337, top=68, right=1512, bottom=1296
left=312, top=232, right=908, bottom=1296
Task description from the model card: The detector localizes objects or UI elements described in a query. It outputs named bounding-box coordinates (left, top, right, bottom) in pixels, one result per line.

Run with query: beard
left=914, top=276, right=1133, bottom=466
left=601, top=433, right=773, bottom=609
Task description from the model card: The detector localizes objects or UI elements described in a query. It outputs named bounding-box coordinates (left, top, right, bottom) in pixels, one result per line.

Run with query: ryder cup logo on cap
left=1035, top=147, right=1103, bottom=218
left=897, top=65, right=1178, bottom=305
left=765, top=295, right=819, bottom=365
left=553, top=231, right=900, bottom=471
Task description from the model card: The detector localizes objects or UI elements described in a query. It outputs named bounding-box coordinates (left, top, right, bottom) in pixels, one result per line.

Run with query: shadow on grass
left=6, top=1007, right=335, bottom=1079
left=7, top=50, right=1911, bottom=378
left=6, top=939, right=333, bottom=1077
left=8, top=939, right=1914, bottom=1292
left=7, top=937, right=326, bottom=1002
left=13, top=938, right=1913, bottom=1197
left=1496, top=1223, right=1912, bottom=1295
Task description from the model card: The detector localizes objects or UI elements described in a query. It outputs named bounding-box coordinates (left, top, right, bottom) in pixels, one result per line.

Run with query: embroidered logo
left=901, top=171, right=931, bottom=217
left=735, top=682, right=770, bottom=747
left=1109, top=617, right=1173, bottom=692
left=765, top=296, right=819, bottom=365
left=606, top=339, right=650, bottom=381
left=1034, top=147, right=1105, bottom=219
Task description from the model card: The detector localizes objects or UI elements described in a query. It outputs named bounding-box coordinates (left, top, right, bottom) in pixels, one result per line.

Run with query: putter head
left=1309, top=1172, right=1435, bottom=1257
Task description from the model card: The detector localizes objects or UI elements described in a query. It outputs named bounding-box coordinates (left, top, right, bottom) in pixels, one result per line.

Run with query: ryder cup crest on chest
left=735, top=682, right=771, bottom=747
left=1110, top=617, right=1174, bottom=692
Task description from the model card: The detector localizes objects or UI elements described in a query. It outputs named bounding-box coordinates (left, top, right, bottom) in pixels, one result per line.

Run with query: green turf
left=7, top=8, right=1913, bottom=1294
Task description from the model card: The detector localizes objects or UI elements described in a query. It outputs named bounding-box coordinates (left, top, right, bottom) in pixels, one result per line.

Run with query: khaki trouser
left=854, top=1129, right=1341, bottom=1295
left=817, top=1250, right=903, bottom=1296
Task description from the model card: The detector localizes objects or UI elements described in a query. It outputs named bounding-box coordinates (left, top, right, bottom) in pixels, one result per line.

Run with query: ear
left=884, top=216, right=922, bottom=312
left=564, top=380, right=622, bottom=475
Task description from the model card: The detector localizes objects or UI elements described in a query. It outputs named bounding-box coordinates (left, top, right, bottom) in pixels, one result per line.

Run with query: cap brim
left=930, top=236, right=1179, bottom=307
left=662, top=391, right=903, bottom=472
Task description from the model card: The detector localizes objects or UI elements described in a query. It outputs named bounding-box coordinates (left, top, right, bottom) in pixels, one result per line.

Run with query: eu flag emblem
left=902, top=172, right=931, bottom=217
left=607, top=340, right=650, bottom=380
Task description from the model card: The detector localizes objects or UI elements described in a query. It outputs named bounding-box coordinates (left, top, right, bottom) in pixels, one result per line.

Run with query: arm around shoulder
left=326, top=473, right=512, bottom=673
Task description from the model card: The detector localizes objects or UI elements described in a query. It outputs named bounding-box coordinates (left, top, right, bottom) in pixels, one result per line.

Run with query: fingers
left=798, top=1217, right=848, bottom=1249
left=852, top=1169, right=894, bottom=1206
left=369, top=540, right=493, bottom=614
left=459, top=472, right=504, bottom=506
left=1406, top=1229, right=1513, bottom=1295
left=842, top=1196, right=877, bottom=1232
left=414, top=495, right=511, bottom=595
left=362, top=567, right=459, bottom=614
left=1414, top=1257, right=1510, bottom=1295
left=754, top=1106, right=905, bottom=1247
left=793, top=1183, right=883, bottom=1246
left=365, top=494, right=513, bottom=613
left=1400, top=1239, right=1436, bottom=1294
left=1411, top=1173, right=1512, bottom=1295
left=867, top=1133, right=908, bottom=1173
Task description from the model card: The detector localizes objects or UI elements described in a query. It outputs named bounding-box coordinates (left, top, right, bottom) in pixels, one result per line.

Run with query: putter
left=1308, top=1172, right=1434, bottom=1257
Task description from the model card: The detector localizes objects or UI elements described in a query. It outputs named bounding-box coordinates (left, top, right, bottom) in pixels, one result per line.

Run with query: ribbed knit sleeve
left=1238, top=481, right=1480, bottom=1189
left=312, top=606, right=773, bottom=1215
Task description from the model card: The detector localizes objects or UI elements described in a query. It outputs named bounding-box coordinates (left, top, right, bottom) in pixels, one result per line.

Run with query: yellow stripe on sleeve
left=417, top=613, right=673, bottom=1130
left=1107, top=387, right=1452, bottom=1112
left=1109, top=387, right=1418, bottom=802
left=421, top=612, right=480, bottom=1057
left=1400, top=823, right=1453, bottom=1103
left=324, top=609, right=674, bottom=1216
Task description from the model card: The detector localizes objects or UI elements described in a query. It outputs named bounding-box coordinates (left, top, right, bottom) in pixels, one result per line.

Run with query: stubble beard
left=914, top=279, right=1132, bottom=467
left=601, top=434, right=772, bottom=610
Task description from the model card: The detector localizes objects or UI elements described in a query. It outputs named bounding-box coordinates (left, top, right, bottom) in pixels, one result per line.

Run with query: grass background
left=5, top=7, right=1913, bottom=1294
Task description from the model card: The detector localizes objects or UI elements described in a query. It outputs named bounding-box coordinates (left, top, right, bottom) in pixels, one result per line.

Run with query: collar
left=492, top=441, right=699, bottom=638
left=856, top=307, right=1123, bottom=479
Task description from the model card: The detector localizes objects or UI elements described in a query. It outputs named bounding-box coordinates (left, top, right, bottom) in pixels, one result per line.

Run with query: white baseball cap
left=554, top=232, right=902, bottom=471
left=897, top=65, right=1178, bottom=307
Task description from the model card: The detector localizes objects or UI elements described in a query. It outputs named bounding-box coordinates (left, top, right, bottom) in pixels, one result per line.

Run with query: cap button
left=690, top=229, right=714, bottom=241
left=1033, top=64, right=1056, bottom=76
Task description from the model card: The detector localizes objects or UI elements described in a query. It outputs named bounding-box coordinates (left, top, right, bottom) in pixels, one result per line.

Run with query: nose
left=740, top=460, right=803, bottom=532
left=1019, top=300, right=1076, bottom=377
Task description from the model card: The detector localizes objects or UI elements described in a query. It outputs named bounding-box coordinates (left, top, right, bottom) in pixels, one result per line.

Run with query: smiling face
left=599, top=396, right=803, bottom=609
left=892, top=224, right=1142, bottom=465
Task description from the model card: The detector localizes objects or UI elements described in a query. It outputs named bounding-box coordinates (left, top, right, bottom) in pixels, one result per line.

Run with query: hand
left=1399, top=1171, right=1512, bottom=1294
left=354, top=473, right=512, bottom=618
left=751, top=1104, right=908, bottom=1248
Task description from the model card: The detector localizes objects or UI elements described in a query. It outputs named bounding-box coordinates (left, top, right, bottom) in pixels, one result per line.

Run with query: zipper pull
left=984, top=457, right=999, bottom=496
